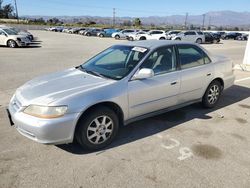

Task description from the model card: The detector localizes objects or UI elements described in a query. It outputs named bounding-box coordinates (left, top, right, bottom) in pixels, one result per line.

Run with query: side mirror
left=132, top=68, right=154, bottom=80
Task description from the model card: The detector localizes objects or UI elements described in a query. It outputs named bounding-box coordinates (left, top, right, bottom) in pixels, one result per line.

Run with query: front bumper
left=8, top=101, right=80, bottom=145
left=16, top=40, right=30, bottom=47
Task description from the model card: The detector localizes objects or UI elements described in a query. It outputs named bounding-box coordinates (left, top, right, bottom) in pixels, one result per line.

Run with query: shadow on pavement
left=56, top=85, right=250, bottom=155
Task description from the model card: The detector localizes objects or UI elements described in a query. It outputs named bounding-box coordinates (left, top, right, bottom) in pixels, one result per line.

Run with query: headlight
left=23, top=105, right=68, bottom=119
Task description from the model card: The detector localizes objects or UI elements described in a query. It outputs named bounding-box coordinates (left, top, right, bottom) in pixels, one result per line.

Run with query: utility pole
left=184, top=12, right=188, bottom=29
left=112, top=8, right=116, bottom=28
left=202, top=14, right=206, bottom=30
left=14, top=0, right=19, bottom=22
left=208, top=16, right=211, bottom=27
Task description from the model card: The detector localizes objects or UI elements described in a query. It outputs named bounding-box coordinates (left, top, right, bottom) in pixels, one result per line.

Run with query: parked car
left=221, top=32, right=242, bottom=40
left=48, top=26, right=64, bottom=32
left=9, top=27, right=34, bottom=41
left=62, top=28, right=72, bottom=33
left=166, top=30, right=180, bottom=40
left=98, top=29, right=120, bottom=38
left=204, top=32, right=220, bottom=43
left=126, top=31, right=147, bottom=41
left=84, top=28, right=104, bottom=36
left=236, top=34, right=248, bottom=41
left=135, top=30, right=167, bottom=40
left=172, top=30, right=205, bottom=44
left=68, top=28, right=85, bottom=34
left=0, top=27, right=30, bottom=48
left=7, top=40, right=235, bottom=150
left=111, top=29, right=138, bottom=39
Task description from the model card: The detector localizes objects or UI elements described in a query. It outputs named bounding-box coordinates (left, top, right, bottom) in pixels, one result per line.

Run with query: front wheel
left=202, top=80, right=222, bottom=108
left=7, top=40, right=17, bottom=48
left=115, top=35, right=120, bottom=40
left=75, top=106, right=119, bottom=150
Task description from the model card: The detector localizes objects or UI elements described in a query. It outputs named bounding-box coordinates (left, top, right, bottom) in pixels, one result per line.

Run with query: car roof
left=121, top=40, right=199, bottom=49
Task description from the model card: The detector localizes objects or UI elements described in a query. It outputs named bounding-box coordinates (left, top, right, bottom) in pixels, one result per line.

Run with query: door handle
left=171, top=81, right=178, bottom=85
left=207, top=73, right=211, bottom=76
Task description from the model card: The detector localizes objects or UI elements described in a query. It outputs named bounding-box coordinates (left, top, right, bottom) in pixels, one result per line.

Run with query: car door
left=128, top=45, right=181, bottom=119
left=177, top=44, right=214, bottom=103
left=183, top=31, right=196, bottom=42
left=0, top=29, right=6, bottom=45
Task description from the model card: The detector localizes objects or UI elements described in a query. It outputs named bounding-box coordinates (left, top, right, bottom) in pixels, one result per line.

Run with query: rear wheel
left=7, top=40, right=17, bottom=48
left=115, top=35, right=120, bottom=40
left=159, top=37, right=165, bottom=40
left=99, top=34, right=104, bottom=38
left=86, top=33, right=91, bottom=36
left=175, top=38, right=181, bottom=41
left=139, top=36, right=146, bottom=40
left=202, top=80, right=222, bottom=108
left=129, top=36, right=134, bottom=41
left=75, top=106, right=119, bottom=150
left=196, top=38, right=202, bottom=44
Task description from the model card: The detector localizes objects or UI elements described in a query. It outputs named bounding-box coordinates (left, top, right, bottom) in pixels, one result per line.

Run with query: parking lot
left=0, top=30, right=250, bottom=188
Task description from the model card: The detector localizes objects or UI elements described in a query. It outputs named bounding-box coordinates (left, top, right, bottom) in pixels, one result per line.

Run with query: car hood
left=15, top=68, right=115, bottom=106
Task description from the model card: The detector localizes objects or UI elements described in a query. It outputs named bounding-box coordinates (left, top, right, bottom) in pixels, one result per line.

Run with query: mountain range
left=23, top=11, right=250, bottom=28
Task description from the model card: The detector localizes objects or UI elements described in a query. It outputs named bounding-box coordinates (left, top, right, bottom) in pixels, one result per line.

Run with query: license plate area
left=6, top=109, right=14, bottom=126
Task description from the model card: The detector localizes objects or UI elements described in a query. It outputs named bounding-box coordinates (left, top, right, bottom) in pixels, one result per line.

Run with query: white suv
left=172, top=30, right=205, bottom=44
left=0, top=27, right=30, bottom=48
left=135, top=30, right=167, bottom=40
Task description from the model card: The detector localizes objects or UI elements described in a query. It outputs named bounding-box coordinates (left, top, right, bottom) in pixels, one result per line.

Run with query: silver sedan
left=7, top=40, right=235, bottom=150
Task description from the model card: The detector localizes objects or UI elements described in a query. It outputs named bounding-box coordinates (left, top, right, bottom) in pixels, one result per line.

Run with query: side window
left=141, top=46, right=177, bottom=75
left=178, top=45, right=205, bottom=69
left=0, top=30, right=5, bottom=35
left=185, top=31, right=196, bottom=35
left=197, top=31, right=203, bottom=35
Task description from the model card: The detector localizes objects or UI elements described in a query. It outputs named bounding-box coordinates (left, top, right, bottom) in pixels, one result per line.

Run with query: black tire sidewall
left=76, top=106, right=119, bottom=150
left=7, top=40, right=17, bottom=48
left=202, top=80, right=222, bottom=108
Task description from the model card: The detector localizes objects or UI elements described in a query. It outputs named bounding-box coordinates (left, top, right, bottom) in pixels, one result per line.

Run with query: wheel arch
left=74, top=101, right=124, bottom=136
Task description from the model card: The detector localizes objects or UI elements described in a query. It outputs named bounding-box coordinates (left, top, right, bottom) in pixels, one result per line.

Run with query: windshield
left=2, top=28, right=18, bottom=35
left=80, top=45, right=148, bottom=80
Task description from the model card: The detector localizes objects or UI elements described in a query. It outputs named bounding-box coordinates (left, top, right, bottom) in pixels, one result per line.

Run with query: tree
left=123, top=20, right=132, bottom=27
left=0, top=0, right=15, bottom=19
left=47, top=17, right=61, bottom=25
left=134, top=18, right=141, bottom=27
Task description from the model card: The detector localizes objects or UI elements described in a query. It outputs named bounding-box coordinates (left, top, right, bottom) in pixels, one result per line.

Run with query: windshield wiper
left=80, top=66, right=108, bottom=79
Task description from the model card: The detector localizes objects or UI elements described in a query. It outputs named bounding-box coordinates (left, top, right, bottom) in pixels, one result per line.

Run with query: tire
left=75, top=106, right=119, bottom=150
left=175, top=38, right=181, bottom=41
left=196, top=38, right=202, bottom=44
left=115, top=35, right=120, bottom=40
left=99, top=34, right=104, bottom=38
left=86, top=33, right=91, bottom=36
left=7, top=40, right=17, bottom=48
left=129, top=36, right=134, bottom=41
left=139, top=37, right=146, bottom=40
left=159, top=37, right=165, bottom=40
left=202, top=80, right=222, bottom=108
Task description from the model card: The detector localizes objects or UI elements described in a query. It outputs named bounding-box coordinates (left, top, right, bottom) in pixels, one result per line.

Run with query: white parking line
left=235, top=77, right=250, bottom=83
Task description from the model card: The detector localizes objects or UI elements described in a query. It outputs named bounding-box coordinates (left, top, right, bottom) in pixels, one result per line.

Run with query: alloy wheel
left=87, top=115, right=113, bottom=144
left=207, top=85, right=220, bottom=104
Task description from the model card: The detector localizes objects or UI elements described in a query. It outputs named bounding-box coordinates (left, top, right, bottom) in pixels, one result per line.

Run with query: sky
left=3, top=0, right=250, bottom=17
